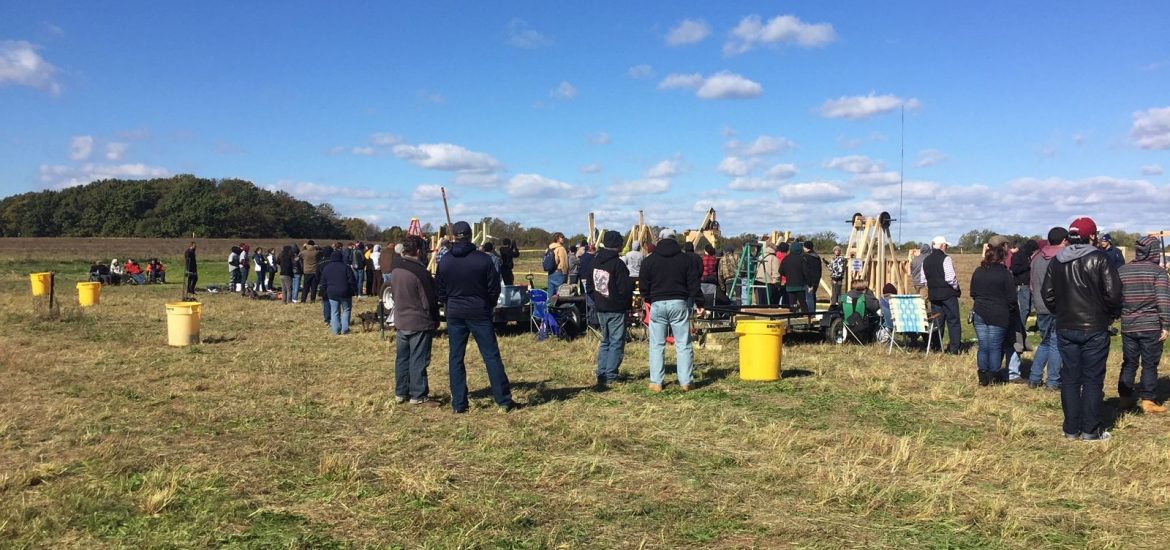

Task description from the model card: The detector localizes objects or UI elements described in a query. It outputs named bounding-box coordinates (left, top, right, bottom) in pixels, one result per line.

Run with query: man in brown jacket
left=299, top=240, right=322, bottom=303
left=390, top=236, right=441, bottom=407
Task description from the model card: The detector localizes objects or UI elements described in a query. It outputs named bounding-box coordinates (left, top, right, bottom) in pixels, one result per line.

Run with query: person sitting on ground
left=89, top=261, right=104, bottom=283
left=109, top=259, right=123, bottom=285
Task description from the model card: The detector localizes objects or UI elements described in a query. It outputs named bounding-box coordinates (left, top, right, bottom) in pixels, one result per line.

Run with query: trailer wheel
left=825, top=317, right=846, bottom=345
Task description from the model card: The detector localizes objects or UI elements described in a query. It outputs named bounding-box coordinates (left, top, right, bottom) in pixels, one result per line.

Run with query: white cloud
left=507, top=19, right=551, bottom=48
left=819, top=93, right=921, bottom=120
left=267, top=180, right=396, bottom=202
left=611, top=178, right=670, bottom=196
left=1131, top=107, right=1170, bottom=150
left=0, top=40, right=61, bottom=95
left=69, top=136, right=93, bottom=160
left=852, top=171, right=901, bottom=186
left=825, top=155, right=884, bottom=174
left=370, top=132, right=402, bottom=146
left=550, top=81, right=577, bottom=100
left=717, top=156, right=756, bottom=177
left=765, top=163, right=797, bottom=179
left=352, top=146, right=377, bottom=156
left=1141, top=164, right=1163, bottom=176
left=657, top=73, right=704, bottom=90
left=507, top=173, right=592, bottom=199
left=40, top=162, right=171, bottom=188
left=666, top=19, right=710, bottom=46
left=452, top=173, right=503, bottom=188
left=588, top=131, right=611, bottom=145
left=724, top=14, right=836, bottom=55
left=778, top=182, right=851, bottom=202
left=728, top=135, right=796, bottom=157
left=914, top=148, right=947, bottom=168
left=105, top=142, right=128, bottom=161
left=627, top=64, right=655, bottom=79
left=412, top=184, right=451, bottom=201
left=658, top=72, right=763, bottom=100
left=728, top=177, right=774, bottom=191
left=645, top=159, right=681, bottom=178
left=327, top=145, right=346, bottom=155
left=392, top=142, right=502, bottom=173
left=579, top=163, right=602, bottom=174
left=697, top=71, right=763, bottom=100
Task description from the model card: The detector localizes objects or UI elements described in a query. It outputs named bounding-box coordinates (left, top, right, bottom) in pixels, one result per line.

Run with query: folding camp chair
left=529, top=289, right=558, bottom=340
left=887, top=294, right=940, bottom=355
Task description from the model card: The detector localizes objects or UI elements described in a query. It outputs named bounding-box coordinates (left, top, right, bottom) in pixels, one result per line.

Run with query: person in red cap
left=1041, top=216, right=1122, bottom=441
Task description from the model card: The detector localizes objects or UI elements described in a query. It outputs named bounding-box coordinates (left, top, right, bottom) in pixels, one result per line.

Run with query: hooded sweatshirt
left=437, top=241, right=500, bottom=320
left=548, top=241, right=569, bottom=274
left=1118, top=238, right=1170, bottom=333
left=370, top=245, right=382, bottom=272
left=756, top=245, right=781, bottom=284
left=1030, top=243, right=1064, bottom=315
left=779, top=246, right=808, bottom=291
left=590, top=248, right=633, bottom=312
left=320, top=250, right=357, bottom=300
left=623, top=241, right=643, bottom=277
left=640, top=238, right=702, bottom=305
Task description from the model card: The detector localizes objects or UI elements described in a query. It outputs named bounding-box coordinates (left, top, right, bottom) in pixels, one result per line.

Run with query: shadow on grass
left=781, top=369, right=813, bottom=379
left=468, top=378, right=593, bottom=406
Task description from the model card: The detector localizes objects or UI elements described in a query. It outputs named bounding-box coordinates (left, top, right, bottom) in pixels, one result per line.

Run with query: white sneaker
left=1081, top=431, right=1112, bottom=442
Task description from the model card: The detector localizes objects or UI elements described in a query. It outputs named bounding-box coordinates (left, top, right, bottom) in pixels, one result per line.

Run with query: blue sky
left=2, top=1, right=1169, bottom=242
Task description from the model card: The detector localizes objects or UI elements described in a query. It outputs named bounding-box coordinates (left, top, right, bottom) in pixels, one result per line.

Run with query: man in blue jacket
left=319, top=249, right=356, bottom=335
left=437, top=221, right=517, bottom=413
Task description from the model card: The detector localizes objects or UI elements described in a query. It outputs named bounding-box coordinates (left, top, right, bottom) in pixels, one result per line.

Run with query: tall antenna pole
left=899, top=103, right=905, bottom=243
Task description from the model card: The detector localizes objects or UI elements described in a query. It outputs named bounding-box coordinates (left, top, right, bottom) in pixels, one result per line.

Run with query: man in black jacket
left=924, top=236, right=962, bottom=354
left=590, top=231, right=634, bottom=390
left=499, top=238, right=520, bottom=285
left=802, top=241, right=823, bottom=313
left=641, top=229, right=704, bottom=392
left=391, top=236, right=441, bottom=407
left=437, top=221, right=516, bottom=413
left=1041, top=217, right=1122, bottom=441
left=183, top=242, right=197, bottom=296
left=779, top=245, right=809, bottom=314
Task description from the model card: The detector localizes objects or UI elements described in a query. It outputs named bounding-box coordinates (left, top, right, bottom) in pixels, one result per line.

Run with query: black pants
left=300, top=273, right=320, bottom=303
left=1119, top=330, right=1162, bottom=401
left=501, top=268, right=515, bottom=286
left=186, top=272, right=197, bottom=294
left=930, top=297, right=961, bottom=353
left=787, top=290, right=809, bottom=314
left=1058, top=329, right=1110, bottom=436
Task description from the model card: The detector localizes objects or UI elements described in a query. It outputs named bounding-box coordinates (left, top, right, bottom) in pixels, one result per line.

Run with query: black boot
left=978, top=371, right=990, bottom=387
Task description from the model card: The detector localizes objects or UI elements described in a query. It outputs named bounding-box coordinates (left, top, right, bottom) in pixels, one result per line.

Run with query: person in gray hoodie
left=623, top=240, right=644, bottom=286
left=1029, top=227, right=1067, bottom=390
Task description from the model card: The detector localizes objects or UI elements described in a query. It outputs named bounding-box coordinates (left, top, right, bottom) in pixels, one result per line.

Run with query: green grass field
left=1, top=239, right=1168, bottom=548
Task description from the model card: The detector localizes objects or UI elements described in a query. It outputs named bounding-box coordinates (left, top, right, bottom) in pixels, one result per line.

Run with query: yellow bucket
left=165, top=301, right=202, bottom=346
left=734, top=319, right=784, bottom=381
left=77, top=282, right=101, bottom=307
left=30, top=272, right=52, bottom=296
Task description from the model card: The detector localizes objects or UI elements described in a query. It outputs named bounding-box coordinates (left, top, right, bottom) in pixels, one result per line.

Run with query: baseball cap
left=931, top=236, right=950, bottom=247
left=1068, top=217, right=1097, bottom=239
left=1100, top=233, right=1113, bottom=243
left=451, top=220, right=472, bottom=238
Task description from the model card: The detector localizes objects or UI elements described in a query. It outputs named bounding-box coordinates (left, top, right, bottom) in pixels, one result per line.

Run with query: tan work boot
left=679, top=385, right=692, bottom=393
left=647, top=383, right=663, bottom=393
left=1140, top=399, right=1167, bottom=414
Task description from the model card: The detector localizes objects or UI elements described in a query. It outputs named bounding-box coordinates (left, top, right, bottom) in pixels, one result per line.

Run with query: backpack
left=542, top=248, right=557, bottom=273
left=843, top=293, right=872, bottom=335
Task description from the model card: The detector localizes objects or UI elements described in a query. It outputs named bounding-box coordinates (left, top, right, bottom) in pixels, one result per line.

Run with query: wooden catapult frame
left=683, top=208, right=720, bottom=250
left=843, top=213, right=909, bottom=294
left=621, top=210, right=656, bottom=253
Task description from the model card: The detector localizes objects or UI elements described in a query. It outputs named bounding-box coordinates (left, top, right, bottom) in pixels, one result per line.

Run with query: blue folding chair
left=529, top=289, right=560, bottom=341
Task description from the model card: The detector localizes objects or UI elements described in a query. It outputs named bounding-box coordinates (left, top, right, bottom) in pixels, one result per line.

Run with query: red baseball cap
left=1068, top=217, right=1097, bottom=238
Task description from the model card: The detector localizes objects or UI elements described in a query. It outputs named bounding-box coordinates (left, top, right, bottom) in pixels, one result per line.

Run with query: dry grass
left=0, top=240, right=1167, bottom=548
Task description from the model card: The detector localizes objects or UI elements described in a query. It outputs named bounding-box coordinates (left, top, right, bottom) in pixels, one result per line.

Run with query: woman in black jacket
left=970, top=246, right=1017, bottom=386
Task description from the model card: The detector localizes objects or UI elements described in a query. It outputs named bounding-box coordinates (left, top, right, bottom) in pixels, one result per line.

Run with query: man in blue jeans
left=1041, top=217, right=1122, bottom=441
left=319, top=249, right=356, bottom=335
left=1116, top=236, right=1170, bottom=414
left=640, top=229, right=704, bottom=392
left=545, top=232, right=569, bottom=296
left=437, top=221, right=516, bottom=413
left=588, top=230, right=634, bottom=391
left=1030, top=227, right=1068, bottom=389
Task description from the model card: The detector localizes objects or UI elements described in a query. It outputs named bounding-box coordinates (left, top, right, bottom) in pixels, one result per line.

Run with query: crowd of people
left=89, top=258, right=165, bottom=286
left=921, top=217, right=1169, bottom=442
